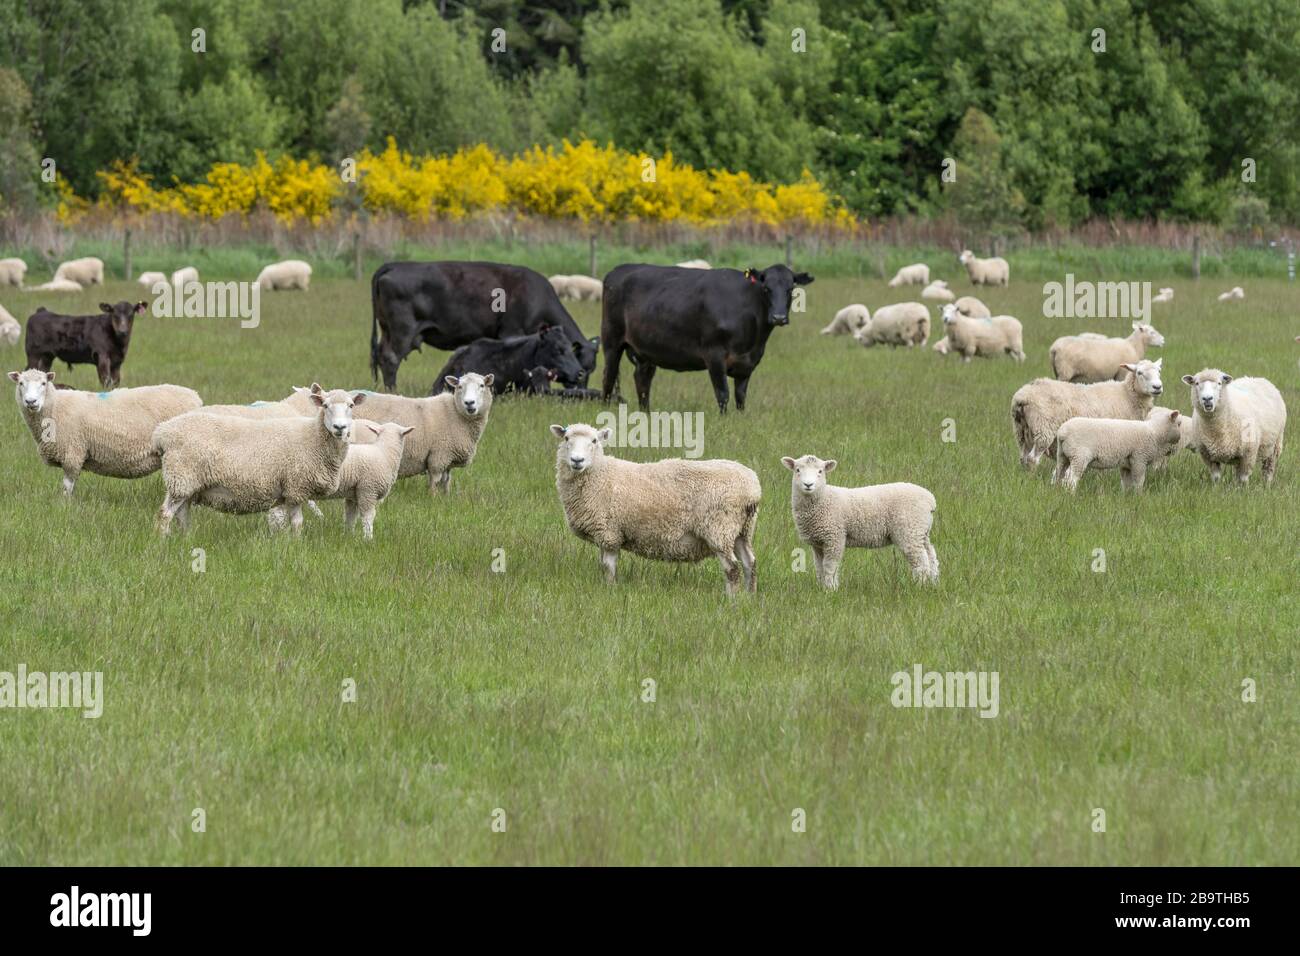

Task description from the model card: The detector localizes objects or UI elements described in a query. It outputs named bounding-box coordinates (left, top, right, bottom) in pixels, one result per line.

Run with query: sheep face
left=1133, top=322, right=1165, bottom=347
left=940, top=303, right=959, bottom=326
left=1181, top=369, right=1233, bottom=414
left=958, top=250, right=974, bottom=265
left=1121, top=359, right=1164, bottom=397
left=781, top=454, right=837, bottom=496
left=366, top=422, right=415, bottom=442
left=311, top=388, right=363, bottom=439
left=445, top=372, right=494, bottom=418
left=550, top=423, right=611, bottom=474
left=9, top=368, right=53, bottom=413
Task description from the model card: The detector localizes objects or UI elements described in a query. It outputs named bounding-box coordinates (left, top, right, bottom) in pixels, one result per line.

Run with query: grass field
left=1, top=269, right=1297, bottom=865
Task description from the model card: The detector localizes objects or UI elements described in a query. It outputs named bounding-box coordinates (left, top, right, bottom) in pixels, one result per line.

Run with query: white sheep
left=1217, top=286, right=1245, bottom=302
left=853, top=302, right=930, bottom=348
left=27, top=278, right=83, bottom=293
left=939, top=303, right=1025, bottom=362
left=1052, top=410, right=1184, bottom=492
left=1181, top=369, right=1286, bottom=484
left=1148, top=405, right=1198, bottom=470
left=551, top=422, right=761, bottom=595
left=0, top=258, right=27, bottom=287
left=137, top=271, right=167, bottom=288
left=1011, top=359, right=1165, bottom=469
left=932, top=337, right=951, bottom=355
left=256, top=259, right=312, bottom=291
left=0, top=303, right=19, bottom=346
left=52, top=257, right=104, bottom=286
left=958, top=249, right=1009, bottom=286
left=152, top=387, right=361, bottom=534
left=9, top=368, right=202, bottom=496
left=888, top=263, right=930, bottom=287
left=954, top=295, right=991, bottom=318
left=675, top=259, right=711, bottom=269
left=1152, top=287, right=1174, bottom=304
left=781, top=454, right=937, bottom=588
left=548, top=274, right=573, bottom=298
left=550, top=274, right=601, bottom=302
left=1049, top=322, right=1165, bottom=383
left=820, top=303, right=870, bottom=336
left=921, top=280, right=954, bottom=302
left=171, top=266, right=199, bottom=289
left=287, top=373, right=494, bottom=493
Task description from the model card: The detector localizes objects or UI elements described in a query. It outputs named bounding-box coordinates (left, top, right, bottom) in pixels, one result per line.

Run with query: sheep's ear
left=549, top=424, right=567, bottom=440
left=596, top=427, right=613, bottom=443
left=351, top=391, right=365, bottom=407
left=1181, top=374, right=1196, bottom=386
left=1220, top=373, right=1233, bottom=385
left=310, top=393, right=325, bottom=407
left=399, top=425, right=415, bottom=437
left=824, top=459, right=838, bottom=473
left=309, top=383, right=322, bottom=394
left=1153, top=358, right=1163, bottom=368
left=7, top=371, right=19, bottom=382
left=1120, top=363, right=1136, bottom=373
left=482, top=373, right=494, bottom=387
left=444, top=375, right=459, bottom=389
left=1169, top=410, right=1180, bottom=421
left=793, top=272, right=814, bottom=285
left=780, top=456, right=796, bottom=471
left=366, top=424, right=381, bottom=436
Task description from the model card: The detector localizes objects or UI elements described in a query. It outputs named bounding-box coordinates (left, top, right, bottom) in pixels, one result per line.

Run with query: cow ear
left=134, top=301, right=147, bottom=314
left=99, top=302, right=112, bottom=313
left=793, top=272, right=814, bottom=285
left=550, top=424, right=567, bottom=440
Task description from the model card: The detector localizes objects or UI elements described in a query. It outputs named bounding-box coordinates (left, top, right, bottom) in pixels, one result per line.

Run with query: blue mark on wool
left=96, top=391, right=111, bottom=399
left=250, top=401, right=270, bottom=406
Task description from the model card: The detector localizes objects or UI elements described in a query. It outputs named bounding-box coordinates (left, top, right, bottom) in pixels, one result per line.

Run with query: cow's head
left=101, top=301, right=146, bottom=338
left=744, top=265, right=814, bottom=326
left=538, top=326, right=587, bottom=387
left=570, top=334, right=599, bottom=384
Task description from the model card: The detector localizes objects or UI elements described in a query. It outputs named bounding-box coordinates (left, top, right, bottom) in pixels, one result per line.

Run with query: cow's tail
left=369, top=265, right=385, bottom=383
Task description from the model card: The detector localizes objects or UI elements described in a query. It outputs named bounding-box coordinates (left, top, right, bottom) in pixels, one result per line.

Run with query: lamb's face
left=551, top=423, right=610, bottom=474
left=9, top=369, right=52, bottom=413
left=312, top=388, right=363, bottom=439
left=1134, top=323, right=1165, bottom=347
left=366, top=422, right=415, bottom=446
left=445, top=373, right=494, bottom=417
left=1150, top=408, right=1182, bottom=446
left=1122, top=359, right=1163, bottom=396
left=781, top=454, right=837, bottom=496
left=940, top=303, right=959, bottom=326
left=853, top=323, right=876, bottom=347
left=959, top=250, right=973, bottom=265
left=1182, top=369, right=1232, bottom=414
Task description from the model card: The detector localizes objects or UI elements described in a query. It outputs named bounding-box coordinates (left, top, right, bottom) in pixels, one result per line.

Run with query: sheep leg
left=925, top=540, right=939, bottom=582
left=633, top=359, right=657, bottom=410
left=157, top=493, right=190, bottom=536
left=174, top=498, right=191, bottom=532
left=819, top=543, right=844, bottom=590
left=306, top=500, right=324, bottom=519
left=811, top=544, right=825, bottom=584
left=900, top=539, right=933, bottom=583
left=289, top=505, right=304, bottom=535
left=1052, top=453, right=1067, bottom=485
left=733, top=536, right=756, bottom=593
left=600, top=548, right=618, bottom=584
left=1062, top=456, right=1087, bottom=492
left=267, top=507, right=286, bottom=531
left=706, top=356, right=729, bottom=414
left=1208, top=462, right=1223, bottom=483
left=360, top=503, right=377, bottom=540
left=1128, top=461, right=1147, bottom=491
left=61, top=467, right=79, bottom=497
left=343, top=500, right=358, bottom=532
left=1262, top=438, right=1282, bottom=485
left=716, top=551, right=742, bottom=596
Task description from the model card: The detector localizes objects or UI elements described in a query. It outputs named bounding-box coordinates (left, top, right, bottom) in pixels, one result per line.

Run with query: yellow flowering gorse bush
left=76, top=140, right=853, bottom=228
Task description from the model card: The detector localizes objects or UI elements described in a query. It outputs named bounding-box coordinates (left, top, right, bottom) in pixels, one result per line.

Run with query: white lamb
left=52, top=257, right=104, bottom=286
left=256, top=259, right=312, bottom=291
left=548, top=275, right=573, bottom=298
left=171, top=266, right=199, bottom=289
left=137, top=271, right=167, bottom=288
left=1148, top=406, right=1198, bottom=470
left=28, top=278, right=83, bottom=293
left=921, top=280, right=954, bottom=302
left=888, top=263, right=930, bottom=287
left=1152, top=287, right=1174, bottom=304
left=1181, top=369, right=1286, bottom=485
left=1217, top=287, right=1245, bottom=302
left=9, top=368, right=202, bottom=496
left=286, top=373, right=494, bottom=493
left=152, top=387, right=361, bottom=534
left=676, top=259, right=711, bottom=269
left=932, top=337, right=951, bottom=355
left=781, top=454, right=937, bottom=589
left=821, top=304, right=870, bottom=336
left=551, top=423, right=761, bottom=595
left=954, top=295, right=991, bottom=318
left=551, top=274, right=601, bottom=302
left=958, top=249, right=1009, bottom=286
left=0, top=258, right=27, bottom=287
left=1, top=303, right=19, bottom=346
left=1011, top=359, right=1165, bottom=469
left=939, top=303, right=1025, bottom=362
left=1049, top=322, right=1165, bottom=383
left=1052, top=410, right=1184, bottom=492
left=854, top=302, right=930, bottom=348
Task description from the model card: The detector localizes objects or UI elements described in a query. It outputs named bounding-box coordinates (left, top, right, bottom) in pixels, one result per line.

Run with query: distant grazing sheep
left=138, top=271, right=166, bottom=287
left=954, top=296, right=991, bottom=318
left=921, top=280, right=954, bottom=302
left=675, top=259, right=711, bottom=269
left=854, top=302, right=930, bottom=348
left=958, top=250, right=1009, bottom=286
left=1152, top=287, right=1174, bottom=304
left=1050, top=322, right=1165, bottom=383
left=888, top=263, right=930, bottom=287
left=821, top=304, right=870, bottom=336
left=1217, top=286, right=1245, bottom=302
left=939, top=304, right=1024, bottom=362
left=0, top=258, right=27, bottom=287
left=28, top=278, right=83, bottom=293
left=53, top=257, right=104, bottom=286
left=0, top=303, right=19, bottom=346
left=256, top=259, right=312, bottom=291
left=171, top=266, right=199, bottom=289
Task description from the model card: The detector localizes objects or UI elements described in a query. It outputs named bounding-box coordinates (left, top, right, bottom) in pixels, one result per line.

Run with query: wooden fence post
left=123, top=227, right=133, bottom=281
left=589, top=235, right=598, bottom=279
left=785, top=234, right=793, bottom=267
left=353, top=230, right=362, bottom=281
left=1191, top=235, right=1201, bottom=279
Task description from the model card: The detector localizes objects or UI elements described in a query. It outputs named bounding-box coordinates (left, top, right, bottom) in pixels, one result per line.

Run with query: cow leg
left=633, top=360, right=657, bottom=410
left=706, top=356, right=729, bottom=413
left=733, top=374, right=752, bottom=412
left=97, top=357, right=113, bottom=389
left=601, top=340, right=624, bottom=403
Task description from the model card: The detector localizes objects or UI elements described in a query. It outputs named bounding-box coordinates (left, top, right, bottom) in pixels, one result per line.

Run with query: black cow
left=521, top=366, right=609, bottom=401
left=430, top=327, right=586, bottom=395
left=25, top=301, right=147, bottom=388
left=601, top=264, right=812, bottom=412
left=371, top=260, right=598, bottom=391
